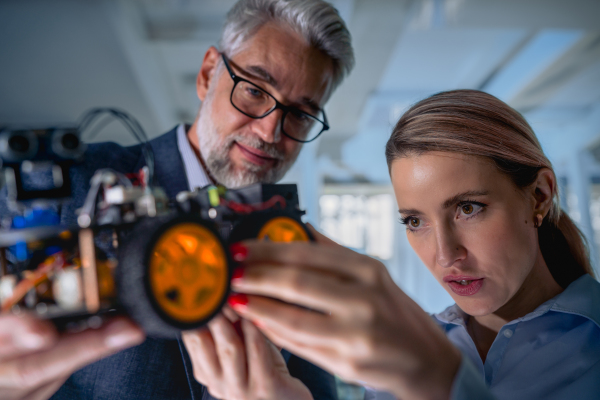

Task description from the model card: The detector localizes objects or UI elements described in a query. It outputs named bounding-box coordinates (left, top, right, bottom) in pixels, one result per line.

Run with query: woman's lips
left=234, top=142, right=277, bottom=166
left=443, top=276, right=484, bottom=296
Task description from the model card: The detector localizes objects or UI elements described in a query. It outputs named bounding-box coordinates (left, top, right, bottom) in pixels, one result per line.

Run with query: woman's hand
left=229, top=229, right=462, bottom=400
left=182, top=307, right=312, bottom=400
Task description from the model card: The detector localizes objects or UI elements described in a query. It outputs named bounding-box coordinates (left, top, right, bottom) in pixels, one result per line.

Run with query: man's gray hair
left=219, top=0, right=354, bottom=89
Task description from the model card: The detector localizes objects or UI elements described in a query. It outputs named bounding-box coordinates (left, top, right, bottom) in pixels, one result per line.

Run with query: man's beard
left=196, top=91, right=300, bottom=188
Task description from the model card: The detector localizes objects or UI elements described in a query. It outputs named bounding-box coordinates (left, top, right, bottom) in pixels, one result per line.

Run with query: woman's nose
left=434, top=225, right=466, bottom=268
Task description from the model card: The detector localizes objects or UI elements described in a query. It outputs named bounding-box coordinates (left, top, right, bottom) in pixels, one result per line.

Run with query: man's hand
left=182, top=308, right=312, bottom=400
left=0, top=313, right=144, bottom=400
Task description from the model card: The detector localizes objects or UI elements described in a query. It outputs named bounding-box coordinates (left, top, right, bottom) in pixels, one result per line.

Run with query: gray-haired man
left=0, top=1, right=354, bottom=399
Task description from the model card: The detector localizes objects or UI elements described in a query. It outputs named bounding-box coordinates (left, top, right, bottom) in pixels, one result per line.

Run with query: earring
left=534, top=214, right=543, bottom=228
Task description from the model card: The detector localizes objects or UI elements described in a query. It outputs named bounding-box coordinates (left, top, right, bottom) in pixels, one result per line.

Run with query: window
left=319, top=184, right=395, bottom=260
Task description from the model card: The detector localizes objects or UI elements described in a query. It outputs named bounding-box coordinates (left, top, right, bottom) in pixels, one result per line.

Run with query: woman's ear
left=532, top=168, right=556, bottom=220
left=196, top=46, right=221, bottom=102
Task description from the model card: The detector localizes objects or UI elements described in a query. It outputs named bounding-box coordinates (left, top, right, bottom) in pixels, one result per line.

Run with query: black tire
left=228, top=210, right=314, bottom=244
left=117, top=213, right=231, bottom=338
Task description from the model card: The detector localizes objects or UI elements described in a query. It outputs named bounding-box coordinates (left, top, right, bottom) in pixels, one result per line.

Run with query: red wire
left=1, top=253, right=65, bottom=312
left=220, top=195, right=287, bottom=214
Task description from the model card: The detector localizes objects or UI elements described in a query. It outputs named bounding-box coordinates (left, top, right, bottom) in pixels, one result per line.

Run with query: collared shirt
left=176, top=123, right=211, bottom=190
left=433, top=274, right=600, bottom=400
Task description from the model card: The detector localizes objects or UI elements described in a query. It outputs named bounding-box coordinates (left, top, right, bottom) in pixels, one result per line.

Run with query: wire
left=220, top=195, right=287, bottom=214
left=82, top=115, right=116, bottom=143
left=77, top=169, right=134, bottom=227
left=0, top=253, right=65, bottom=313
left=77, top=108, right=155, bottom=185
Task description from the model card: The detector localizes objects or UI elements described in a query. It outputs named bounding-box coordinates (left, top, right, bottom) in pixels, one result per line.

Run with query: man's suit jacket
left=0, top=127, right=337, bottom=399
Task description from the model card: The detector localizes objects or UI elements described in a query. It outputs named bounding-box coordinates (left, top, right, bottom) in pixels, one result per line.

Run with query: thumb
left=305, top=223, right=340, bottom=247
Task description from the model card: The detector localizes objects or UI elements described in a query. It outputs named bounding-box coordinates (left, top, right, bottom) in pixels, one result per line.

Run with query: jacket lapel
left=135, top=126, right=190, bottom=198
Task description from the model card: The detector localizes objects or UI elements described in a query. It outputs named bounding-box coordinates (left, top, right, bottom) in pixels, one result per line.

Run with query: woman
left=227, top=90, right=600, bottom=399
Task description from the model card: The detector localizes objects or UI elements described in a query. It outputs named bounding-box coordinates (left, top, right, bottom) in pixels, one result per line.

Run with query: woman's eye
left=458, top=202, right=483, bottom=218
left=402, top=217, right=421, bottom=228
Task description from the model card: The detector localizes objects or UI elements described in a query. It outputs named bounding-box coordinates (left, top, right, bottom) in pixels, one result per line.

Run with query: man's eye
left=246, top=87, right=264, bottom=98
left=290, top=109, right=311, bottom=122
left=248, top=88, right=262, bottom=97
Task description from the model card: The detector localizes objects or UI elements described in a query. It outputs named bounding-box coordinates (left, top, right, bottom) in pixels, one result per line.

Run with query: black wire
left=104, top=109, right=155, bottom=184
left=77, top=108, right=155, bottom=185
left=82, top=115, right=115, bottom=143
left=106, top=110, right=155, bottom=184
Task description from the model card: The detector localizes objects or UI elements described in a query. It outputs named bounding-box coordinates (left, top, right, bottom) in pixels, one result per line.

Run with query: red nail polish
left=230, top=243, right=248, bottom=262
left=231, top=267, right=244, bottom=282
left=228, top=293, right=249, bottom=309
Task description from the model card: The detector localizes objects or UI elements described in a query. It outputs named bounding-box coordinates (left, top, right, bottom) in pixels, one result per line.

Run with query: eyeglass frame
left=220, top=53, right=330, bottom=143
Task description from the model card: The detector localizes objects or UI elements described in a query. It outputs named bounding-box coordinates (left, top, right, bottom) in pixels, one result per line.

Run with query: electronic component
left=0, top=109, right=312, bottom=337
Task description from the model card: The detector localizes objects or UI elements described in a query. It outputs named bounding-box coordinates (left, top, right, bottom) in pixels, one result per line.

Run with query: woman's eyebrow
left=398, top=208, right=422, bottom=216
left=442, top=190, right=489, bottom=209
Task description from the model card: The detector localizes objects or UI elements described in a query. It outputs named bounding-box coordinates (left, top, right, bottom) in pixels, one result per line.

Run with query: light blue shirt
left=176, top=123, right=212, bottom=190
left=433, top=274, right=600, bottom=400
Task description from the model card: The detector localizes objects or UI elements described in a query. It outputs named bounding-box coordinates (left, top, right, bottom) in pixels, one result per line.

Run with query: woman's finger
left=207, top=314, right=248, bottom=394
left=231, top=295, right=342, bottom=349
left=182, top=327, right=222, bottom=382
left=240, top=241, right=385, bottom=284
left=232, top=263, right=365, bottom=316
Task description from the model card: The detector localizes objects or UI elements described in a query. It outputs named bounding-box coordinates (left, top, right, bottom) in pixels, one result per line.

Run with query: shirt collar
left=433, top=274, right=600, bottom=328
left=176, top=123, right=212, bottom=191
left=550, top=273, right=600, bottom=328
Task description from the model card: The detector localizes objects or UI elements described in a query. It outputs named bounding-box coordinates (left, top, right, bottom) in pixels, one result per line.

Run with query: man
left=0, top=0, right=354, bottom=399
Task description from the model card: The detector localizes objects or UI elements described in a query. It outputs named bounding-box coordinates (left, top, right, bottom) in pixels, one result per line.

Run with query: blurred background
left=1, top=0, right=599, bottom=338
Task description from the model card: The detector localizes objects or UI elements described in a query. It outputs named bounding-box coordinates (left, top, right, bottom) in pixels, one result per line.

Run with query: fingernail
left=231, top=267, right=244, bottom=283
left=104, top=320, right=144, bottom=349
left=230, top=243, right=248, bottom=262
left=227, top=293, right=249, bottom=310
left=253, top=319, right=266, bottom=329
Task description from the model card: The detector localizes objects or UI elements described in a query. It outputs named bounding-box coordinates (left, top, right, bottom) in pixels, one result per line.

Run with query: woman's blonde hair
left=385, top=89, right=593, bottom=287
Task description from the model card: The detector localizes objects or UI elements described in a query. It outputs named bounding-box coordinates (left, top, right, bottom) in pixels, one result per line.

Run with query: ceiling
left=0, top=0, right=599, bottom=168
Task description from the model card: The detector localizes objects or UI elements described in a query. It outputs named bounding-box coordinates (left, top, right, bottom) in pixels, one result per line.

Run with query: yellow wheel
left=257, top=216, right=310, bottom=242
left=229, top=211, right=313, bottom=244
left=148, top=222, right=229, bottom=324
left=117, top=214, right=231, bottom=337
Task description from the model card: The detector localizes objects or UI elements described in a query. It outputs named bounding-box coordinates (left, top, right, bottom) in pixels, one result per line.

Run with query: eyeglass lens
left=232, top=80, right=323, bottom=141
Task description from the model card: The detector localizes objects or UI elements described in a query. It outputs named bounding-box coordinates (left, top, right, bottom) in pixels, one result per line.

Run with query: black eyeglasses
left=221, top=54, right=329, bottom=143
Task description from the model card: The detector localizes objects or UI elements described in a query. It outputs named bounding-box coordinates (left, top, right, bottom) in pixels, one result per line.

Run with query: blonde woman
left=228, top=90, right=600, bottom=399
